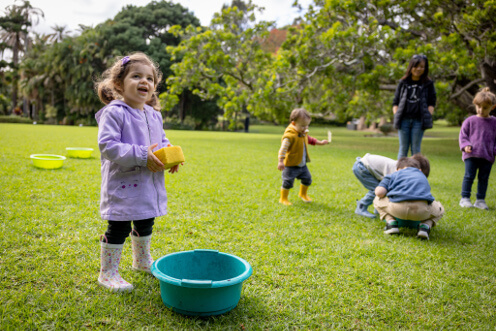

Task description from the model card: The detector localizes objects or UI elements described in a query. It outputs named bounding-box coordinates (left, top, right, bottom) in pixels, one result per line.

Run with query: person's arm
left=375, top=186, right=388, bottom=198
left=158, top=114, right=180, bottom=173
left=375, top=175, right=391, bottom=198
left=426, top=81, right=437, bottom=115
left=278, top=138, right=290, bottom=171
left=308, top=135, right=329, bottom=146
left=459, top=120, right=472, bottom=153
left=98, top=109, right=148, bottom=167
left=392, top=81, right=403, bottom=114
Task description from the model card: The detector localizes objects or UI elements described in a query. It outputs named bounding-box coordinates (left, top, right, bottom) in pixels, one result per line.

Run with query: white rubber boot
left=131, top=234, right=154, bottom=274
left=98, top=241, right=133, bottom=292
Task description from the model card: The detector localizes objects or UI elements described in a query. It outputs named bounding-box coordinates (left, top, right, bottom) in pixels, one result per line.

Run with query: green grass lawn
left=1, top=122, right=495, bottom=329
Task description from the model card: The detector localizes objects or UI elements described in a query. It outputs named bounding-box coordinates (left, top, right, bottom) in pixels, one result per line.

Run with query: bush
left=379, top=123, right=394, bottom=136
left=0, top=115, right=34, bottom=124
left=163, top=116, right=195, bottom=130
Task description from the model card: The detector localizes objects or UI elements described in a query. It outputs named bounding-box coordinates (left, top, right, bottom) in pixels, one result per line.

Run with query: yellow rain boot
left=279, top=188, right=292, bottom=205
left=298, top=184, right=312, bottom=203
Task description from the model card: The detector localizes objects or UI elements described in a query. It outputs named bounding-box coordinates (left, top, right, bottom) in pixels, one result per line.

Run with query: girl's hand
left=147, top=143, right=165, bottom=172
left=319, top=140, right=329, bottom=145
left=464, top=146, right=472, bottom=153
left=168, top=163, right=182, bottom=174
left=277, top=160, right=285, bottom=171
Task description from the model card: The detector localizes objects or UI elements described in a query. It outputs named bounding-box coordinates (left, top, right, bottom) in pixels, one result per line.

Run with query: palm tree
left=46, top=24, right=71, bottom=43
left=0, top=0, right=44, bottom=114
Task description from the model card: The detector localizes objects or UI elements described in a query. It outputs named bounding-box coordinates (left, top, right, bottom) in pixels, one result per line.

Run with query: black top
left=393, top=77, right=436, bottom=119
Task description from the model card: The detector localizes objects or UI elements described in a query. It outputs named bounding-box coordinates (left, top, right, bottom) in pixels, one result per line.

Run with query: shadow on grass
left=147, top=291, right=272, bottom=327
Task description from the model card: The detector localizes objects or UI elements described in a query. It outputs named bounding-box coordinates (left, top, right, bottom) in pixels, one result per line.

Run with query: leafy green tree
left=166, top=0, right=496, bottom=125
left=280, top=0, right=496, bottom=124
left=0, top=0, right=43, bottom=113
left=96, top=0, right=200, bottom=88
left=19, top=0, right=203, bottom=124
left=163, top=1, right=295, bottom=125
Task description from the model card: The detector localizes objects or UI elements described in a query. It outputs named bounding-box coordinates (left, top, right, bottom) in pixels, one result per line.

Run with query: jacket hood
left=95, top=100, right=154, bottom=124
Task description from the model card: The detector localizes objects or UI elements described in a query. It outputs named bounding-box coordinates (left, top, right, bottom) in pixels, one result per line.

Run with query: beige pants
left=373, top=196, right=445, bottom=226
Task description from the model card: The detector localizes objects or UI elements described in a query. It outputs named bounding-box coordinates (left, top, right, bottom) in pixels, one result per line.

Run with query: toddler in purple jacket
left=459, top=87, right=496, bottom=210
left=94, top=52, right=180, bottom=292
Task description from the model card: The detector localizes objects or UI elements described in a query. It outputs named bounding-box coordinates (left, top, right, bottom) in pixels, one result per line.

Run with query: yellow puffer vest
left=282, top=125, right=310, bottom=166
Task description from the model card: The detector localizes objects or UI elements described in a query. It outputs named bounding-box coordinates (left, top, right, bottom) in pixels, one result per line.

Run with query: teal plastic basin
left=151, top=249, right=252, bottom=316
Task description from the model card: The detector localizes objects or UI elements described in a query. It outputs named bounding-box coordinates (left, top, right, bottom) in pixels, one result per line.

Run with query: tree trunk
left=11, top=36, right=20, bottom=114
left=357, top=116, right=366, bottom=130
left=179, top=91, right=186, bottom=123
left=482, top=61, right=496, bottom=93
left=378, top=116, right=387, bottom=127
left=22, top=33, right=30, bottom=117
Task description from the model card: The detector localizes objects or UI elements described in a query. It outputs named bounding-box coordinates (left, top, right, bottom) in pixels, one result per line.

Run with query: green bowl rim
left=30, top=154, right=66, bottom=160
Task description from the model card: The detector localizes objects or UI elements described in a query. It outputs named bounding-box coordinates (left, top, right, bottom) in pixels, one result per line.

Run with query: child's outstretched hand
left=278, top=159, right=285, bottom=171
left=319, top=139, right=329, bottom=145
left=147, top=143, right=165, bottom=173
left=464, top=146, right=472, bottom=153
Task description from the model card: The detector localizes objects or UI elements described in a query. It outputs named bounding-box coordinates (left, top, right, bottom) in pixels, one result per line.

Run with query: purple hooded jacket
left=95, top=100, right=170, bottom=221
left=459, top=115, right=496, bottom=164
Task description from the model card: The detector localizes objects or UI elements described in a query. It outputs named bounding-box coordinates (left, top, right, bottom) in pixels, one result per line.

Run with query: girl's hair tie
left=121, top=56, right=130, bottom=66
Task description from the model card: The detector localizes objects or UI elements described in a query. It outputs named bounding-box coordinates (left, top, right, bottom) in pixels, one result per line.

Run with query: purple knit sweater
left=459, top=115, right=496, bottom=163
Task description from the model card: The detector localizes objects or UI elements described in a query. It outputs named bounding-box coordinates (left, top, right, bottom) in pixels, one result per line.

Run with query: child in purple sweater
left=459, top=88, right=496, bottom=210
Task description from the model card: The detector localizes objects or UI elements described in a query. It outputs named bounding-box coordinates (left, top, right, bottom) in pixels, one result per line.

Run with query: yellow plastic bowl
left=30, top=154, right=66, bottom=169
left=66, top=147, right=94, bottom=158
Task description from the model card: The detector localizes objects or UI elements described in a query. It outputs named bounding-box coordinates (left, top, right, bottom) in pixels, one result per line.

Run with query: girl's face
left=292, top=117, right=311, bottom=134
left=411, top=61, right=425, bottom=80
left=476, top=104, right=492, bottom=118
left=120, top=63, right=156, bottom=110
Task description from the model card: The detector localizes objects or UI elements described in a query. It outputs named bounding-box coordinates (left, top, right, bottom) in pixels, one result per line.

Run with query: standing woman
left=393, top=54, right=436, bottom=159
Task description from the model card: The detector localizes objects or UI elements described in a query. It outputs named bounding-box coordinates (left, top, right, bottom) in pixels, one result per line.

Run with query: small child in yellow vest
left=277, top=108, right=329, bottom=205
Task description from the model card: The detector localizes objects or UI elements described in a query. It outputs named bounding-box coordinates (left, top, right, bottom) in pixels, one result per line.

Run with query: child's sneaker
left=384, top=220, right=399, bottom=235
left=459, top=198, right=473, bottom=208
left=355, top=201, right=376, bottom=219
left=474, top=199, right=489, bottom=210
left=417, top=223, right=430, bottom=240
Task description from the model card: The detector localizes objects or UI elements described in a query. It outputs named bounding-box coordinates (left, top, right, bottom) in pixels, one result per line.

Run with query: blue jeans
left=352, top=158, right=380, bottom=207
left=398, top=118, right=424, bottom=159
left=461, top=157, right=493, bottom=200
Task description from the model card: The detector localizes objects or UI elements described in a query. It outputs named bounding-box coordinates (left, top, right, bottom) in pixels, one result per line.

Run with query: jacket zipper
left=143, top=110, right=161, bottom=214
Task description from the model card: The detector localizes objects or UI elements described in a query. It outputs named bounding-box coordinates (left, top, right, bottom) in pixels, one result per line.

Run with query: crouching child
left=373, top=156, right=444, bottom=240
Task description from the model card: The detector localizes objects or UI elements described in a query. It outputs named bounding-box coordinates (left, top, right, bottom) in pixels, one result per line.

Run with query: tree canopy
left=2, top=0, right=201, bottom=122
left=164, top=0, right=496, bottom=125
left=2, top=0, right=495, bottom=126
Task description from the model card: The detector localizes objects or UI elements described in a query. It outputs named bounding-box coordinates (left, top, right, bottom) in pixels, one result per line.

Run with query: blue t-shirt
left=378, top=167, right=434, bottom=203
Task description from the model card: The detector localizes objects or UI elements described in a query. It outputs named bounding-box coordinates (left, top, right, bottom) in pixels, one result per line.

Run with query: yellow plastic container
left=30, top=154, right=66, bottom=169
left=66, top=147, right=94, bottom=158
left=153, top=146, right=185, bottom=169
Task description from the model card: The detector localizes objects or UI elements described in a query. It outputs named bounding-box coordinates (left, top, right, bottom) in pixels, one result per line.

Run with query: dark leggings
left=103, top=218, right=155, bottom=244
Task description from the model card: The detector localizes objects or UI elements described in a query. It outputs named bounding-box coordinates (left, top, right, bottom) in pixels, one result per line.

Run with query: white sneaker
left=474, top=199, right=489, bottom=210
left=417, top=224, right=430, bottom=240
left=459, top=198, right=473, bottom=208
